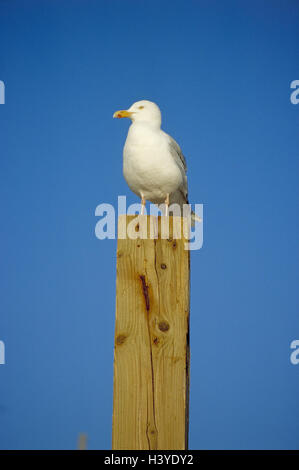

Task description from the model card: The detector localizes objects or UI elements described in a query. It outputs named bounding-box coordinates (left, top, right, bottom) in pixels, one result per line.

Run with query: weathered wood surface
left=112, top=215, right=190, bottom=450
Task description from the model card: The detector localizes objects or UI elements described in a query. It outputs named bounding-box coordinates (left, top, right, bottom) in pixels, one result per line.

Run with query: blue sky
left=0, top=0, right=298, bottom=449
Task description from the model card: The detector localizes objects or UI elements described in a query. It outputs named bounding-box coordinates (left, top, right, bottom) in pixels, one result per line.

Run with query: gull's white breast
left=123, top=123, right=183, bottom=203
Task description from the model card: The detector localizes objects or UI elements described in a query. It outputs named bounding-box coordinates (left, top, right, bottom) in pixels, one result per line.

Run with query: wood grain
left=112, top=215, right=190, bottom=450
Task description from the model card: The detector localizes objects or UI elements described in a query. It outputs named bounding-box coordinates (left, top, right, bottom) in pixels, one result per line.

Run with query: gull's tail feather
left=191, top=211, right=202, bottom=224
left=162, top=189, right=202, bottom=227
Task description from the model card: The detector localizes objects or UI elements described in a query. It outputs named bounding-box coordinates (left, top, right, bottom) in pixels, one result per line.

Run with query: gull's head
left=113, top=100, right=161, bottom=128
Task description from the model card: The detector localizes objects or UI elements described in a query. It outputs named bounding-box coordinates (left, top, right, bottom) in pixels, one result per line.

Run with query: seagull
left=113, top=100, right=200, bottom=223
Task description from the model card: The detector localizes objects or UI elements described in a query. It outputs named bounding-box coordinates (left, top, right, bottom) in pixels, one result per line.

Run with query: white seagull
left=113, top=100, right=200, bottom=223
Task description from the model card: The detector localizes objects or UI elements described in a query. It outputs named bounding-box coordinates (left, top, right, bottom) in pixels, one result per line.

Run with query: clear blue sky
left=0, top=0, right=298, bottom=450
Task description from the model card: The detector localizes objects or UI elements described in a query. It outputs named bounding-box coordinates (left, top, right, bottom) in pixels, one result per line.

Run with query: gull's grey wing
left=167, top=135, right=187, bottom=173
left=164, top=132, right=189, bottom=203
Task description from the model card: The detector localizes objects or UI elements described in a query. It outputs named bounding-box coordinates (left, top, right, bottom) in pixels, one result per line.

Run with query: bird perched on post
left=113, top=100, right=200, bottom=224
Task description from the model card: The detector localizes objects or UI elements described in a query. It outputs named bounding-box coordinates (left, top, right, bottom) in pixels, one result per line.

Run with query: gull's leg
left=164, top=193, right=170, bottom=217
left=140, top=195, right=146, bottom=215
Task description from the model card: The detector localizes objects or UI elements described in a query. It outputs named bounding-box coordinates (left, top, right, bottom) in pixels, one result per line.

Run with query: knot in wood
left=158, top=321, right=170, bottom=332
left=116, top=334, right=127, bottom=345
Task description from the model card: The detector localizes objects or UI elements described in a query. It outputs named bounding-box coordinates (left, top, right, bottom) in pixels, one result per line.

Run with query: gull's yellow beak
left=113, top=110, right=133, bottom=119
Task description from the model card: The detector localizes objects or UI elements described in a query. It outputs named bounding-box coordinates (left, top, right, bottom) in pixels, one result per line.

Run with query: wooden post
left=112, top=215, right=190, bottom=450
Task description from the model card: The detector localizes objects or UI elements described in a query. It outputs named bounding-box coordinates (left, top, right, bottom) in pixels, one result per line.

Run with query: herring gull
left=113, top=100, right=200, bottom=224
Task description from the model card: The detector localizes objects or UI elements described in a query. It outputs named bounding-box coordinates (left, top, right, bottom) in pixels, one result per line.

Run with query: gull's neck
left=130, top=120, right=161, bottom=132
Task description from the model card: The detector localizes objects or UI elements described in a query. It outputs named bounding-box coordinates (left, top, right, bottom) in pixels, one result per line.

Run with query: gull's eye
left=138, top=106, right=144, bottom=109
